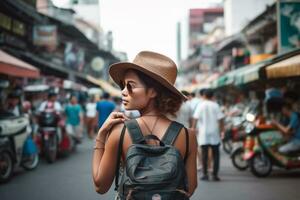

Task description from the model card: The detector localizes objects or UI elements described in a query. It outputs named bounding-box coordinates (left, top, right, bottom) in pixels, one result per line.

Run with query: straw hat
left=109, top=51, right=187, bottom=100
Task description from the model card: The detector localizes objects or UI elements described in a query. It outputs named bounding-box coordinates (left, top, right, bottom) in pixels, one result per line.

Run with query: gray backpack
left=115, top=119, right=189, bottom=200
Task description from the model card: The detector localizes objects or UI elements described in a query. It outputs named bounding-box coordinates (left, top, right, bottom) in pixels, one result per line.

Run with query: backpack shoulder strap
left=114, top=124, right=126, bottom=191
left=162, top=121, right=183, bottom=145
left=125, top=119, right=145, bottom=144
left=183, top=127, right=189, bottom=163
left=162, top=121, right=189, bottom=163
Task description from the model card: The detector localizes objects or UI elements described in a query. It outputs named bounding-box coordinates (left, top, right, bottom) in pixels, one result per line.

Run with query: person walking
left=92, top=51, right=197, bottom=199
left=85, top=96, right=97, bottom=139
left=65, top=95, right=83, bottom=141
left=192, top=88, right=206, bottom=171
left=96, top=92, right=116, bottom=128
left=192, top=89, right=224, bottom=181
left=173, top=90, right=193, bottom=128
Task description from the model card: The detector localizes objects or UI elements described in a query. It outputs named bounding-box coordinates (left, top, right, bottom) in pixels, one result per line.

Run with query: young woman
left=92, top=51, right=198, bottom=199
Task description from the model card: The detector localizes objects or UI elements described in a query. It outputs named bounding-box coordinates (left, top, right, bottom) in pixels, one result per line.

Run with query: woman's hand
left=97, top=112, right=129, bottom=139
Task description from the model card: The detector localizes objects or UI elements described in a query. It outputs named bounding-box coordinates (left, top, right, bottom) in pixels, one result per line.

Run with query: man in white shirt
left=38, top=92, right=62, bottom=113
left=192, top=89, right=224, bottom=181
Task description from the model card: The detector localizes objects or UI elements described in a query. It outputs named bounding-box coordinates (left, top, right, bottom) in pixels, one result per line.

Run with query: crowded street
left=0, top=139, right=300, bottom=200
left=1, top=0, right=300, bottom=200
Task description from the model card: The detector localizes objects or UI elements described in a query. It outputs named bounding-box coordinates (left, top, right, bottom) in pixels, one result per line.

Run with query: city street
left=1, top=139, right=300, bottom=200
left=1, top=0, right=300, bottom=200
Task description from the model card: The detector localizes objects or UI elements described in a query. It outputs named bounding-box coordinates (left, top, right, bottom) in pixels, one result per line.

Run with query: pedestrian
left=192, top=88, right=206, bottom=171
left=85, top=96, right=97, bottom=139
left=112, top=96, right=123, bottom=112
left=190, top=91, right=201, bottom=111
left=172, top=90, right=193, bottom=128
left=96, top=92, right=116, bottom=128
left=65, top=95, right=84, bottom=141
left=192, top=89, right=225, bottom=181
left=5, top=92, right=22, bottom=116
left=92, top=51, right=197, bottom=199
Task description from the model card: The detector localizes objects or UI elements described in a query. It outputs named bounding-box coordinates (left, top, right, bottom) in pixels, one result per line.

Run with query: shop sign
left=277, top=0, right=300, bottom=53
left=64, top=42, right=85, bottom=72
left=33, top=25, right=57, bottom=49
left=91, top=57, right=105, bottom=72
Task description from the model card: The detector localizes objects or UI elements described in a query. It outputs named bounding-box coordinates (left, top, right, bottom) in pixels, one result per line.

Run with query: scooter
left=230, top=113, right=256, bottom=171
left=223, top=115, right=246, bottom=154
left=36, top=110, right=75, bottom=163
left=0, top=112, right=39, bottom=183
left=247, top=123, right=300, bottom=177
left=230, top=105, right=263, bottom=171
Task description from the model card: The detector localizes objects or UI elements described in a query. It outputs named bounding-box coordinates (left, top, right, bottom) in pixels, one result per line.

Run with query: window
left=0, top=12, right=12, bottom=31
left=12, top=20, right=26, bottom=36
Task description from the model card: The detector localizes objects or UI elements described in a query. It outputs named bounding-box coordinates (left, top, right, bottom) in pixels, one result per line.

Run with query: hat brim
left=109, top=62, right=187, bottom=101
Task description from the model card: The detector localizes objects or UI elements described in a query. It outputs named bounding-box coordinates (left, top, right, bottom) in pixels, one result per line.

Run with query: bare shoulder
left=178, top=127, right=197, bottom=149
left=180, top=127, right=196, bottom=140
left=107, top=123, right=126, bottom=143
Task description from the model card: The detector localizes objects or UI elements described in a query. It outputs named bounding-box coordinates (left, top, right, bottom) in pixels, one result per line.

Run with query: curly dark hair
left=134, top=70, right=183, bottom=117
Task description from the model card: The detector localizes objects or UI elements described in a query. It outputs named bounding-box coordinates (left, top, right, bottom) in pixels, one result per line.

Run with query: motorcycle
left=247, top=122, right=300, bottom=177
left=0, top=111, right=39, bottom=183
left=223, top=115, right=246, bottom=154
left=36, top=110, right=76, bottom=163
left=230, top=113, right=256, bottom=171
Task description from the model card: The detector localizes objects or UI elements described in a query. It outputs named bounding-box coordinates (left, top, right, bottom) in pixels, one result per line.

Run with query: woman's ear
left=147, top=88, right=157, bottom=99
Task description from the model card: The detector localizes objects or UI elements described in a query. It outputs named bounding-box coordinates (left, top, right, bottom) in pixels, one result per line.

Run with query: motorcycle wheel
left=0, top=151, right=13, bottom=183
left=222, top=139, right=233, bottom=154
left=231, top=148, right=248, bottom=171
left=21, top=153, right=39, bottom=170
left=45, top=135, right=57, bottom=163
left=250, top=152, right=272, bottom=177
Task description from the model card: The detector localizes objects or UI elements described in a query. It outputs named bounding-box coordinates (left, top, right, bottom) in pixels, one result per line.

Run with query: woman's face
left=121, top=70, right=156, bottom=110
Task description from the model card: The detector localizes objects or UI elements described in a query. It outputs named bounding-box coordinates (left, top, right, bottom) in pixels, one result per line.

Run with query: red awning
left=0, top=50, right=40, bottom=78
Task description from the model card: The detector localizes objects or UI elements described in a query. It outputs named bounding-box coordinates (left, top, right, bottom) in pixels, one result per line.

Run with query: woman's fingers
left=111, top=112, right=129, bottom=120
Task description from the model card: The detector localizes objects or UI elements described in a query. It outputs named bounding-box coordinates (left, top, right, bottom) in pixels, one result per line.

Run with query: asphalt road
left=1, top=139, right=300, bottom=200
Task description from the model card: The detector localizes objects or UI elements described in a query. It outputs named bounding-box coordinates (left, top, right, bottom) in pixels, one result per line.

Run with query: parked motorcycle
left=223, top=115, right=245, bottom=154
left=0, top=112, right=39, bottom=183
left=230, top=113, right=256, bottom=171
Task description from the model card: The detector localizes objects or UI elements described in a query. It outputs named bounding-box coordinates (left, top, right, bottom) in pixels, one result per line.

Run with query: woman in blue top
left=65, top=95, right=83, bottom=141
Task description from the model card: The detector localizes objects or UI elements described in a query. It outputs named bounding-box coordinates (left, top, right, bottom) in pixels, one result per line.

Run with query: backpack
left=115, top=119, right=189, bottom=200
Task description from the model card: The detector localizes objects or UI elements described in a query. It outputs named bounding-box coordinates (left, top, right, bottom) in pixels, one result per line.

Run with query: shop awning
left=0, top=50, right=40, bottom=78
left=86, top=75, right=121, bottom=97
left=214, top=68, right=243, bottom=88
left=266, top=54, right=300, bottom=79
left=234, top=59, right=271, bottom=85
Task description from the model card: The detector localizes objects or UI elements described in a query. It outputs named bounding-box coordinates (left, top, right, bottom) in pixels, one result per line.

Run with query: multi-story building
left=224, top=0, right=275, bottom=36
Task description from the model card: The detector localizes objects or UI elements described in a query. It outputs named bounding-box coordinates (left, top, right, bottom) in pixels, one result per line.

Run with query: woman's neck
left=139, top=106, right=161, bottom=116
left=140, top=111, right=161, bottom=116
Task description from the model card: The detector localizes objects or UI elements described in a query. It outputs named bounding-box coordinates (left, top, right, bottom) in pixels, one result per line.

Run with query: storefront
left=0, top=50, right=40, bottom=78
left=266, top=53, right=300, bottom=79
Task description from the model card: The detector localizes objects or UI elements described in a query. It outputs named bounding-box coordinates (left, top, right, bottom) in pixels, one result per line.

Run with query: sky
left=53, top=0, right=222, bottom=62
